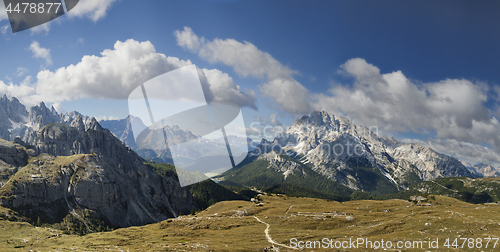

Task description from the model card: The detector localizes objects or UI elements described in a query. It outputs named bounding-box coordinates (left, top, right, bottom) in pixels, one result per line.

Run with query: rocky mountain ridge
left=0, top=96, right=496, bottom=198
left=0, top=95, right=29, bottom=141
left=471, top=163, right=500, bottom=177
left=0, top=96, right=91, bottom=145
left=0, top=112, right=198, bottom=228
left=250, top=111, right=478, bottom=190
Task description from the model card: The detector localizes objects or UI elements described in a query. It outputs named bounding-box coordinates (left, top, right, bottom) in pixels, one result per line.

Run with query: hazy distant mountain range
left=468, top=163, right=500, bottom=177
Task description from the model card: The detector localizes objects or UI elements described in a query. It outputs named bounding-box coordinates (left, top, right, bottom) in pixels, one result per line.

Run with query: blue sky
left=1, top=0, right=500, bottom=166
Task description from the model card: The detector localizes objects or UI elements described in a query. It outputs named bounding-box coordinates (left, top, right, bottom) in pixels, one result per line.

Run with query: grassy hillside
left=373, top=177, right=500, bottom=204
left=343, top=165, right=399, bottom=195
left=264, top=183, right=348, bottom=201
left=220, top=152, right=402, bottom=198
left=220, top=162, right=500, bottom=205
left=146, top=160, right=250, bottom=210
left=0, top=194, right=498, bottom=251
left=187, top=180, right=248, bottom=210
left=221, top=156, right=354, bottom=197
left=409, top=177, right=500, bottom=203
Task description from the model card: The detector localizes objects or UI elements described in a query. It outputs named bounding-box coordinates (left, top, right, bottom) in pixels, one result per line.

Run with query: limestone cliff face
left=0, top=139, right=29, bottom=188
left=0, top=139, right=29, bottom=167
left=0, top=116, right=198, bottom=228
left=0, top=95, right=29, bottom=141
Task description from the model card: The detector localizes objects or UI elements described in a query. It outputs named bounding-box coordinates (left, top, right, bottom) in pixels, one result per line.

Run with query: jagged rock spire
left=86, top=117, right=103, bottom=131
left=70, top=115, right=85, bottom=131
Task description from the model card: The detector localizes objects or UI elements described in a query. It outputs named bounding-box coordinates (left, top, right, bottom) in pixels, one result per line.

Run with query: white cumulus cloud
left=174, top=27, right=203, bottom=52
left=260, top=78, right=310, bottom=114
left=35, top=39, right=190, bottom=102
left=311, top=58, right=500, bottom=152
left=0, top=77, right=36, bottom=103
left=174, top=26, right=309, bottom=114
left=2, top=39, right=256, bottom=110
left=202, top=68, right=256, bottom=109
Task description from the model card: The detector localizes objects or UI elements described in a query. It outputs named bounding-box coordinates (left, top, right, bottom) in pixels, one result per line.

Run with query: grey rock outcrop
left=0, top=139, right=29, bottom=168
left=473, top=163, right=500, bottom=177
left=32, top=117, right=140, bottom=169
left=1, top=153, right=196, bottom=228
left=0, top=139, right=29, bottom=189
left=0, top=95, right=28, bottom=123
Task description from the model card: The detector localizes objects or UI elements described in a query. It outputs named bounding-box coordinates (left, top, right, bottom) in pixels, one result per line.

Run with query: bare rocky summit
left=473, top=163, right=500, bottom=177
left=252, top=111, right=477, bottom=190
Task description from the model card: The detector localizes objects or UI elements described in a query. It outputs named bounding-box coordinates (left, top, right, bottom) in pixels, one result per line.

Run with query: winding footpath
left=253, top=216, right=300, bottom=250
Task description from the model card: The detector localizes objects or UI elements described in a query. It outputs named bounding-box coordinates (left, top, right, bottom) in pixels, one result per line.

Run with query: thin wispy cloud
left=0, top=25, right=8, bottom=34
left=16, top=67, right=28, bottom=77
left=29, top=41, right=52, bottom=66
left=96, top=115, right=119, bottom=121
left=66, top=0, right=118, bottom=22
left=29, top=23, right=51, bottom=35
